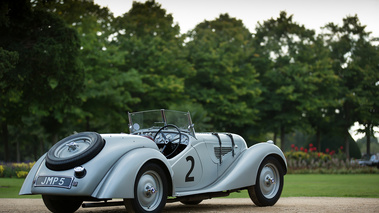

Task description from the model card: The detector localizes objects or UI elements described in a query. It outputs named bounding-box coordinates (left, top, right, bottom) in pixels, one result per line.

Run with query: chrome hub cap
left=137, top=171, right=163, bottom=210
left=54, top=137, right=91, bottom=158
left=259, top=163, right=280, bottom=199
left=265, top=176, right=275, bottom=186
left=145, top=185, right=156, bottom=197
left=66, top=142, right=79, bottom=152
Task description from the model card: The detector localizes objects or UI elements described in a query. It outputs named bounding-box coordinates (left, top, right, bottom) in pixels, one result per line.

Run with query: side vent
left=214, top=147, right=233, bottom=159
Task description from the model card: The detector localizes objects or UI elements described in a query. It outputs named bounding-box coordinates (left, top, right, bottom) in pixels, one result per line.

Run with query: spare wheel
left=45, top=132, right=105, bottom=171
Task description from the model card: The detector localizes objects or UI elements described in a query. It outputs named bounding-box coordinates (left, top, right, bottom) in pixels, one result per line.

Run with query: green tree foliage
left=253, top=11, right=340, bottom=149
left=0, top=0, right=83, bottom=161
left=297, top=36, right=341, bottom=151
left=323, top=15, right=379, bottom=157
left=113, top=0, right=194, bottom=110
left=185, top=14, right=261, bottom=134
left=1, top=1, right=378, bottom=161
left=0, top=48, right=19, bottom=162
left=34, top=0, right=143, bottom=132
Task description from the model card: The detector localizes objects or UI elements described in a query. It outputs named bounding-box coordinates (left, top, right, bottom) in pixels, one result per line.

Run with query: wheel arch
left=146, top=158, right=174, bottom=196
left=91, top=148, right=173, bottom=199
left=266, top=153, right=287, bottom=175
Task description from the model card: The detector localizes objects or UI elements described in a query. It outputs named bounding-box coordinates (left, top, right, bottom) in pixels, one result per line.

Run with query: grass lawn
left=0, top=178, right=41, bottom=199
left=1, top=174, right=379, bottom=199
left=229, top=174, right=379, bottom=198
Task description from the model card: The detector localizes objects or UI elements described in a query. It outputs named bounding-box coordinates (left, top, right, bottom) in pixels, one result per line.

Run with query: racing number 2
left=185, top=156, right=195, bottom=182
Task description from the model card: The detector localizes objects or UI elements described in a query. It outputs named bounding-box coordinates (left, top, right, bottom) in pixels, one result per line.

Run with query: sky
left=94, top=0, right=379, bottom=37
left=94, top=0, right=379, bottom=140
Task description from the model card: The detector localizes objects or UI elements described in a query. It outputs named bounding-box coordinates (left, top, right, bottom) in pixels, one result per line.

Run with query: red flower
left=300, top=147, right=304, bottom=151
left=326, top=148, right=330, bottom=153
left=304, top=148, right=308, bottom=153
left=309, top=143, right=313, bottom=147
left=340, top=146, right=343, bottom=150
left=295, top=147, right=298, bottom=151
left=291, top=144, right=295, bottom=148
left=313, top=147, right=317, bottom=152
left=318, top=153, right=321, bottom=157
left=330, top=150, right=335, bottom=155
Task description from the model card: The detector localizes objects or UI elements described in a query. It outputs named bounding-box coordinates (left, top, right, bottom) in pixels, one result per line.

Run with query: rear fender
left=19, top=154, right=46, bottom=195
left=91, top=148, right=173, bottom=199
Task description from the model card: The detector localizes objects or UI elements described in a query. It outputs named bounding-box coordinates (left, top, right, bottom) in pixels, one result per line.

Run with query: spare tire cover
left=46, top=132, right=105, bottom=171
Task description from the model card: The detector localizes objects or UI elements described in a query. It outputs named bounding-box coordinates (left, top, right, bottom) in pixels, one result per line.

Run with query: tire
left=180, top=199, right=203, bottom=205
left=45, top=132, right=105, bottom=171
left=42, top=195, right=82, bottom=213
left=248, top=156, right=284, bottom=206
left=124, top=162, right=168, bottom=213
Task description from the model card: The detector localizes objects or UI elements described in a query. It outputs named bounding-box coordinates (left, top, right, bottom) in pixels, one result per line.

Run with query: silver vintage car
left=20, top=109, right=287, bottom=213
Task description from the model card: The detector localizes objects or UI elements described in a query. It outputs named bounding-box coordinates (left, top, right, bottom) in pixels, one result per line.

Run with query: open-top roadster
left=20, top=109, right=287, bottom=213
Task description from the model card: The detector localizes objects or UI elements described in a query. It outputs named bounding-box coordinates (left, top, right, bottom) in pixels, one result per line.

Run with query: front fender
left=213, top=142, right=287, bottom=190
left=91, top=148, right=173, bottom=199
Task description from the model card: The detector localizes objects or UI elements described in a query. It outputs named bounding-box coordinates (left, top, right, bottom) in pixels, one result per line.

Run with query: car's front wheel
left=42, top=195, right=82, bottom=213
left=124, top=162, right=168, bottom=213
left=248, top=156, right=284, bottom=206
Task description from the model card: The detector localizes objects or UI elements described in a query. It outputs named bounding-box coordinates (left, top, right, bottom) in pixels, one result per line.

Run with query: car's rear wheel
left=45, top=132, right=105, bottom=171
left=124, top=162, right=168, bottom=213
left=42, top=195, right=82, bottom=213
left=248, top=156, right=284, bottom=206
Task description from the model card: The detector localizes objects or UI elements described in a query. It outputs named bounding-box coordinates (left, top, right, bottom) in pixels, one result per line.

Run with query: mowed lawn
left=230, top=174, right=379, bottom=198
left=282, top=174, right=379, bottom=198
left=1, top=174, right=379, bottom=199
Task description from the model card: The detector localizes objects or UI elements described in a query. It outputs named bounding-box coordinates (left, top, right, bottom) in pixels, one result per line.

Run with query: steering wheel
left=154, top=124, right=182, bottom=158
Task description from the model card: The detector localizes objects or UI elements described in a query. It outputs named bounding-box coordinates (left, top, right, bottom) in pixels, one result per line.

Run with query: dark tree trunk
left=366, top=124, right=371, bottom=155
left=86, top=116, right=90, bottom=131
left=280, top=125, right=285, bottom=150
left=344, top=129, right=350, bottom=159
left=1, top=122, right=9, bottom=162
left=16, top=140, right=20, bottom=162
left=316, top=127, right=321, bottom=152
left=273, top=131, right=277, bottom=145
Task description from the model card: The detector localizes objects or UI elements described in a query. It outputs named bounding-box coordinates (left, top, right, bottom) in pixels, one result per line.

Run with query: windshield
left=128, top=109, right=195, bottom=137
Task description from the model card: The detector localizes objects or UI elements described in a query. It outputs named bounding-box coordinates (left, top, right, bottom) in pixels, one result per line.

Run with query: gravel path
left=1, top=197, right=379, bottom=213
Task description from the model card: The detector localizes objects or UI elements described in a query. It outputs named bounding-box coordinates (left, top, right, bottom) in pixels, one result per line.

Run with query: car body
left=359, top=154, right=379, bottom=168
left=20, top=109, right=287, bottom=213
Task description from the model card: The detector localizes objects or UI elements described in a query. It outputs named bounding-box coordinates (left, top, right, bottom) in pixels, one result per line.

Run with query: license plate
left=35, top=176, right=74, bottom=189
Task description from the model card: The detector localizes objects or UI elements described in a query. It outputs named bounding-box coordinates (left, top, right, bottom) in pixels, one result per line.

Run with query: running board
left=82, top=201, right=124, bottom=208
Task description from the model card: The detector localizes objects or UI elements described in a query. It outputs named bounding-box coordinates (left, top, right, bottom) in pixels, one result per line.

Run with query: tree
left=0, top=0, right=83, bottom=161
left=354, top=41, right=379, bottom=155
left=253, top=11, right=339, bottom=150
left=298, top=35, right=341, bottom=151
left=113, top=0, right=194, bottom=110
left=34, top=0, right=143, bottom=133
left=0, top=47, right=19, bottom=161
left=323, top=15, right=379, bottom=158
left=185, top=14, right=261, bottom=135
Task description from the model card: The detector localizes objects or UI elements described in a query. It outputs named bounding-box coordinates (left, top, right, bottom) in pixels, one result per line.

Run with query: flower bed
left=0, top=162, right=35, bottom=178
left=285, top=144, right=379, bottom=174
